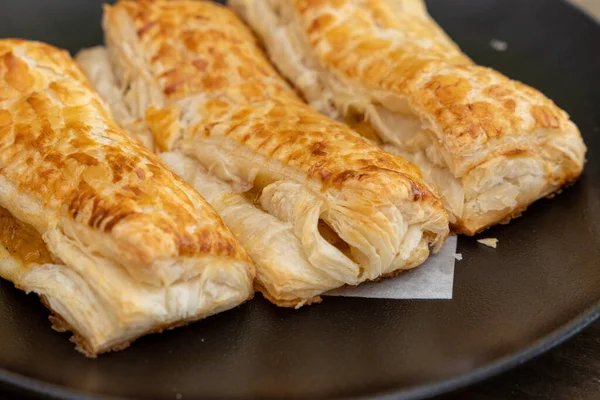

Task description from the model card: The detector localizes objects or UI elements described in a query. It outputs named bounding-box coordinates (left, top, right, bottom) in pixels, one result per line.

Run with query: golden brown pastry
left=0, top=39, right=255, bottom=356
left=76, top=0, right=449, bottom=307
left=231, top=0, right=587, bottom=235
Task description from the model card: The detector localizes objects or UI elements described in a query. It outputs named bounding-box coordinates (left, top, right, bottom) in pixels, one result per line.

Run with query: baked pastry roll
left=231, top=0, right=587, bottom=235
left=0, top=39, right=254, bottom=356
left=76, top=0, right=449, bottom=307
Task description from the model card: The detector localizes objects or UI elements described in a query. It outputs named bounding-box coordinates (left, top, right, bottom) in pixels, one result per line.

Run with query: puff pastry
left=76, top=0, right=449, bottom=307
left=0, top=39, right=255, bottom=356
left=231, top=0, right=587, bottom=235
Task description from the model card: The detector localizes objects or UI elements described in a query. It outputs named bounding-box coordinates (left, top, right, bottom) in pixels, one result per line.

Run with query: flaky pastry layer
left=231, top=0, right=587, bottom=234
left=0, top=39, right=254, bottom=355
left=76, top=0, right=449, bottom=306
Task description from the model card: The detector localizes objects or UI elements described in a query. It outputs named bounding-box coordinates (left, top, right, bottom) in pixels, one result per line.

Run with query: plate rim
left=1, top=301, right=599, bottom=400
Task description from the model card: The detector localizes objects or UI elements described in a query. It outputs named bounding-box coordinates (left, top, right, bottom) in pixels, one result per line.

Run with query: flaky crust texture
left=108, top=0, right=287, bottom=101
left=0, top=39, right=250, bottom=282
left=254, top=282, right=323, bottom=308
left=236, top=0, right=585, bottom=176
left=42, top=291, right=255, bottom=357
left=105, top=0, right=445, bottom=214
left=231, top=0, right=586, bottom=236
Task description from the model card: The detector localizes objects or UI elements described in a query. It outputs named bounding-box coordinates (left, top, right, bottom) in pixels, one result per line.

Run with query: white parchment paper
left=325, top=235, right=457, bottom=299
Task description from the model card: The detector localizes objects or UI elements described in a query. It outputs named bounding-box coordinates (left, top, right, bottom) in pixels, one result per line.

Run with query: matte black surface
left=0, top=0, right=599, bottom=399
left=441, top=319, right=600, bottom=400
left=4, top=319, right=600, bottom=400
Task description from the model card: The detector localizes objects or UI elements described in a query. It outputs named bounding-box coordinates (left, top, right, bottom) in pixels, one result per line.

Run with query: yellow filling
left=0, top=206, right=52, bottom=266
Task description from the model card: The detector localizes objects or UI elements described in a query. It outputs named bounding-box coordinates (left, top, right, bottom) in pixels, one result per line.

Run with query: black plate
left=1, top=0, right=599, bottom=399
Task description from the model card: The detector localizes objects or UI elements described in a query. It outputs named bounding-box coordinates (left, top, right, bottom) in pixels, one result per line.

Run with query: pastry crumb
left=477, top=238, right=498, bottom=248
left=490, top=39, right=508, bottom=51
left=295, top=299, right=307, bottom=309
left=454, top=253, right=463, bottom=261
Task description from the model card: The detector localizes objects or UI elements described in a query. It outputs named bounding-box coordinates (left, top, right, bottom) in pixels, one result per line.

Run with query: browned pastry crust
left=103, top=1, right=433, bottom=205
left=230, top=0, right=587, bottom=235
left=254, top=283, right=323, bottom=308
left=0, top=39, right=255, bottom=356
left=84, top=0, right=450, bottom=306
left=452, top=177, right=579, bottom=235
left=0, top=39, right=250, bottom=281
